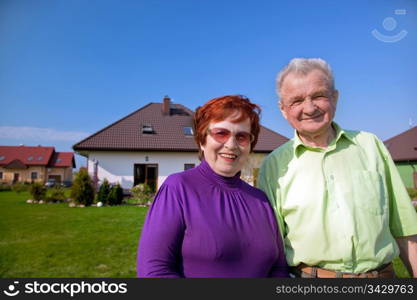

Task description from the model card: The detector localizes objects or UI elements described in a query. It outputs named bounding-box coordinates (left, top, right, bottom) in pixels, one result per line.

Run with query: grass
left=0, top=191, right=411, bottom=278
left=392, top=257, right=410, bottom=278
left=0, top=191, right=148, bottom=277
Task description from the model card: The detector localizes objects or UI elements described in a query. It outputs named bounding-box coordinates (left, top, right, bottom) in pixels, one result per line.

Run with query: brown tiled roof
left=49, top=152, right=76, bottom=168
left=0, top=145, right=75, bottom=168
left=384, top=126, right=417, bottom=162
left=73, top=100, right=288, bottom=153
left=255, top=126, right=289, bottom=152
left=4, top=159, right=28, bottom=169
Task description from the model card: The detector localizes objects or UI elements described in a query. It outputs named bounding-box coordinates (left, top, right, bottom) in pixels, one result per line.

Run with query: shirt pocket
left=351, top=170, right=386, bottom=215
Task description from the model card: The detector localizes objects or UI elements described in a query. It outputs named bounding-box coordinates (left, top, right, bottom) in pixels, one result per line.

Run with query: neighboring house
left=0, top=145, right=76, bottom=184
left=384, top=126, right=417, bottom=189
left=73, top=96, right=288, bottom=191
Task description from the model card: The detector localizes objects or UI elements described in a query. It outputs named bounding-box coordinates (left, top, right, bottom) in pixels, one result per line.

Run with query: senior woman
left=137, top=95, right=288, bottom=277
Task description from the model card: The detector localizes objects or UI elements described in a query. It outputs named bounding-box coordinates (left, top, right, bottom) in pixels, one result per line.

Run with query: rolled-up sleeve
left=137, top=183, right=185, bottom=277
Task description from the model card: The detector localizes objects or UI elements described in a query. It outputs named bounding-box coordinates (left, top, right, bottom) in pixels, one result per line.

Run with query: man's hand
left=396, top=234, right=417, bottom=277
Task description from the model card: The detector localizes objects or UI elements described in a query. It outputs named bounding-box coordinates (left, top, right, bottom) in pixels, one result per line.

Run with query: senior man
left=259, top=58, right=417, bottom=278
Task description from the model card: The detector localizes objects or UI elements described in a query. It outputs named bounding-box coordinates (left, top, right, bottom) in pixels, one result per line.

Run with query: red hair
left=193, top=95, right=261, bottom=159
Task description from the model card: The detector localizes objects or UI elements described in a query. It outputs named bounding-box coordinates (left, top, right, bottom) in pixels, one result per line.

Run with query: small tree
left=116, top=184, right=124, bottom=204
left=30, top=182, right=46, bottom=201
left=108, top=183, right=123, bottom=206
left=70, top=168, right=95, bottom=206
left=97, top=179, right=110, bottom=205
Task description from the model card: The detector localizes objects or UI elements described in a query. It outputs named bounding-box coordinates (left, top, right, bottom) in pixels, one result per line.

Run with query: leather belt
left=294, top=263, right=394, bottom=278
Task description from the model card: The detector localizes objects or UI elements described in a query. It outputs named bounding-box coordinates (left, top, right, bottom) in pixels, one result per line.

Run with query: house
left=73, top=96, right=288, bottom=191
left=0, top=145, right=76, bottom=184
left=384, top=126, right=417, bottom=188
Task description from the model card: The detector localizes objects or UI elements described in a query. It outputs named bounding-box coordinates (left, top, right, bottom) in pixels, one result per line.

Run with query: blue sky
left=1, top=0, right=416, bottom=169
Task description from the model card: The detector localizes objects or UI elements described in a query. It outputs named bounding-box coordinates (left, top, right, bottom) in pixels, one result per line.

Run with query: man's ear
left=332, top=90, right=339, bottom=107
left=279, top=101, right=288, bottom=120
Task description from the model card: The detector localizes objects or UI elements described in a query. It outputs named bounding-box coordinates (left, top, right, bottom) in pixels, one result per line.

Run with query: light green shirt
left=258, top=123, right=417, bottom=273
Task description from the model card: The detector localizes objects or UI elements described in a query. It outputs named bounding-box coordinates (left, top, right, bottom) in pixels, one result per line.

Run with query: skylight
left=183, top=127, right=193, bottom=136
left=142, top=124, right=155, bottom=134
left=0, top=156, right=5, bottom=161
left=57, top=158, right=62, bottom=163
left=28, top=156, right=34, bottom=161
left=37, top=156, right=43, bottom=161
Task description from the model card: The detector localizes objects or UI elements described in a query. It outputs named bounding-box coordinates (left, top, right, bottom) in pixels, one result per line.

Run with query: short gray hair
left=276, top=58, right=335, bottom=97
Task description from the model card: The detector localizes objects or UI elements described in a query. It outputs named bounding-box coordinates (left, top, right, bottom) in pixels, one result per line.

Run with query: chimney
left=162, top=95, right=171, bottom=116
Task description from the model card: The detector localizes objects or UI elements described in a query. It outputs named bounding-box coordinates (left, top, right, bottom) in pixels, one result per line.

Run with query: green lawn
left=0, top=191, right=411, bottom=278
left=0, top=191, right=148, bottom=277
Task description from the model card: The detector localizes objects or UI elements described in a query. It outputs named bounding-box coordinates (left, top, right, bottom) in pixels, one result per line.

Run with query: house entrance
left=13, top=173, right=19, bottom=183
left=48, top=175, right=62, bottom=183
left=134, top=164, right=158, bottom=192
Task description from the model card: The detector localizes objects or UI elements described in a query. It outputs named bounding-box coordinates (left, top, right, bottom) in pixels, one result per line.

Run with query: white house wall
left=87, top=151, right=200, bottom=189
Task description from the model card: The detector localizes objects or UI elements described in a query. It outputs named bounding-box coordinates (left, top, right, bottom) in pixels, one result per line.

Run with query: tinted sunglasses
left=207, top=128, right=254, bottom=147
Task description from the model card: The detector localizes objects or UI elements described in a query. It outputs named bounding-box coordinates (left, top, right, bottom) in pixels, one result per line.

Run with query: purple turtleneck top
left=136, top=160, right=288, bottom=278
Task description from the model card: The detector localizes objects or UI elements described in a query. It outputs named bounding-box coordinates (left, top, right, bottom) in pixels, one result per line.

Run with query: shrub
left=0, top=184, right=12, bottom=192
left=47, top=186, right=67, bottom=203
left=30, top=182, right=47, bottom=201
left=108, top=183, right=123, bottom=206
left=97, top=179, right=111, bottom=205
left=70, top=168, right=95, bottom=206
left=130, top=184, right=153, bottom=205
left=12, top=182, right=30, bottom=193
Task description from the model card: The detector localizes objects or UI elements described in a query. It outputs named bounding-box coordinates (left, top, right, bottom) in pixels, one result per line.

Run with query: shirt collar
left=293, top=122, right=356, bottom=157
left=197, top=159, right=242, bottom=190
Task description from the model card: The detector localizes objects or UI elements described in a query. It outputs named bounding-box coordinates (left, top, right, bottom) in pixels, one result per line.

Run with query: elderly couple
left=136, top=58, right=417, bottom=278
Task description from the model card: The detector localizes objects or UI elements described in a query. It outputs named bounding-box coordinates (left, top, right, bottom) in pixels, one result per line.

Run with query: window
left=183, top=127, right=193, bottom=136
left=0, top=172, right=3, bottom=179
left=0, top=156, right=5, bottom=161
left=37, top=156, right=43, bottom=161
left=142, top=124, right=155, bottom=134
left=28, top=156, right=34, bottom=161
left=184, top=164, right=195, bottom=170
left=57, top=158, right=62, bottom=163
left=31, top=172, right=38, bottom=180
